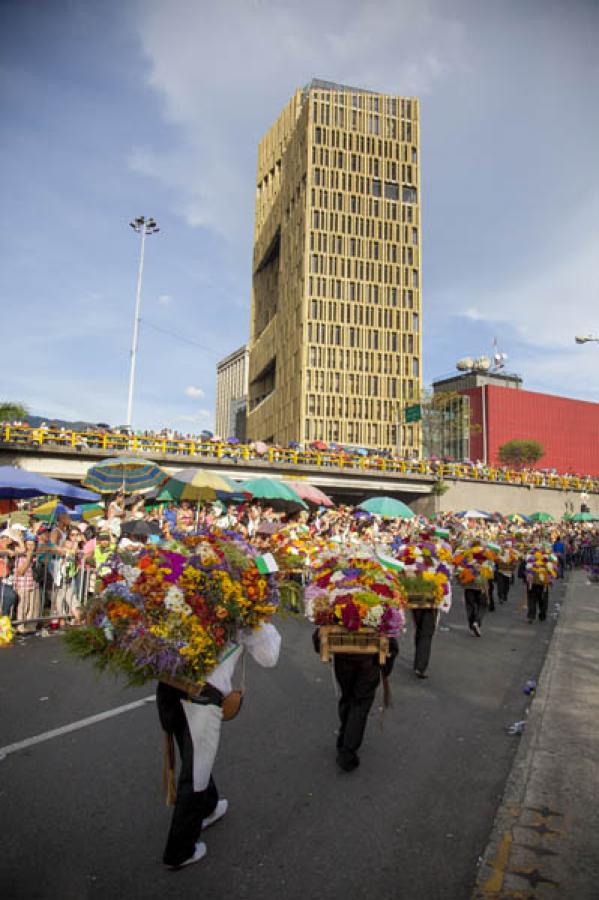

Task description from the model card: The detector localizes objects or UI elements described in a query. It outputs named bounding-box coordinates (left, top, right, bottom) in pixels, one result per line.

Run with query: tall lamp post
left=126, top=216, right=159, bottom=430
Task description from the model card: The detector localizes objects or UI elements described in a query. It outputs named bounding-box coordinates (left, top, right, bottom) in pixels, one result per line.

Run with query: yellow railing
left=1, top=425, right=597, bottom=493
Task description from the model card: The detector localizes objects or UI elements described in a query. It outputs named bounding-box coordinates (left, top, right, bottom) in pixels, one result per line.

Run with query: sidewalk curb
left=473, top=576, right=576, bottom=899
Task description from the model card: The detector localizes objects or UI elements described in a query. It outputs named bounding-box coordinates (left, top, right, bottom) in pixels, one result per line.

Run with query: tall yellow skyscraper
left=247, top=79, right=422, bottom=454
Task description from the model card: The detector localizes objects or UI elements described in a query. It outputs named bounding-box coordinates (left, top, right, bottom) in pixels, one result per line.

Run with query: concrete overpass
left=1, top=441, right=597, bottom=519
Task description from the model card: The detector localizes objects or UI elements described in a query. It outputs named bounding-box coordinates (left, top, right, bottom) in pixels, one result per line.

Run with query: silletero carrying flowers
left=304, top=550, right=407, bottom=635
left=63, top=531, right=279, bottom=692
left=453, top=543, right=497, bottom=589
left=525, top=548, right=558, bottom=586
left=392, top=540, right=452, bottom=610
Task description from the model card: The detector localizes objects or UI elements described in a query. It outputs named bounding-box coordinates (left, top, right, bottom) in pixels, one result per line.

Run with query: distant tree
left=0, top=401, right=29, bottom=422
left=498, top=439, right=544, bottom=469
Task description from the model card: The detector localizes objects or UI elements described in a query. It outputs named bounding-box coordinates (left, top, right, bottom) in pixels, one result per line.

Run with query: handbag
left=221, top=689, right=244, bottom=721
left=221, top=649, right=246, bottom=721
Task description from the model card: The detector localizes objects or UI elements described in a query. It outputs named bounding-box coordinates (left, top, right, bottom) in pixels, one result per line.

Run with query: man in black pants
left=495, top=569, right=512, bottom=604
left=464, top=586, right=487, bottom=636
left=526, top=582, right=549, bottom=623
left=333, top=639, right=398, bottom=771
left=156, top=682, right=224, bottom=869
left=411, top=606, right=438, bottom=678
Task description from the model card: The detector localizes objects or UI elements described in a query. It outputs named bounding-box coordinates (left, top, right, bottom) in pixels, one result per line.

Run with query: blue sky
left=1, top=0, right=597, bottom=432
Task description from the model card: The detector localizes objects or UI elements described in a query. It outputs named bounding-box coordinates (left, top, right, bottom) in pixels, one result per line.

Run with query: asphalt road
left=0, top=579, right=566, bottom=900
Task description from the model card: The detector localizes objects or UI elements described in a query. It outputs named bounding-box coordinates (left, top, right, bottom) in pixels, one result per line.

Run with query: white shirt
left=206, top=622, right=281, bottom=695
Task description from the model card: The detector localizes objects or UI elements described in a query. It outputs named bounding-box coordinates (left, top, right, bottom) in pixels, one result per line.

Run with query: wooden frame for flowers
left=406, top=592, right=438, bottom=609
left=319, top=626, right=389, bottom=664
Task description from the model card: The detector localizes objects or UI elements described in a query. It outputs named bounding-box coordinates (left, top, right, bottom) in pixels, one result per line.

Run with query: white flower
left=119, top=564, right=141, bottom=586
left=164, top=585, right=192, bottom=615
left=363, top=605, right=384, bottom=628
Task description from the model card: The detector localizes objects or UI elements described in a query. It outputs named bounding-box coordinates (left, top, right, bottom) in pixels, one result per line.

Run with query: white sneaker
left=168, top=841, right=207, bottom=870
left=203, top=799, right=228, bottom=829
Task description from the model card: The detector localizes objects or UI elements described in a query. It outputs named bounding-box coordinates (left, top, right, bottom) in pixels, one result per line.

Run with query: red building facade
left=462, top=385, right=599, bottom=476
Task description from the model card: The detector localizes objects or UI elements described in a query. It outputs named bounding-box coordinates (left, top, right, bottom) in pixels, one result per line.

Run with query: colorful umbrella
left=455, top=509, right=493, bottom=520
left=157, top=468, right=238, bottom=502
left=32, top=499, right=104, bottom=522
left=507, top=513, right=531, bottom=524
left=284, top=480, right=334, bottom=507
left=357, top=497, right=415, bottom=519
left=83, top=457, right=168, bottom=494
left=238, top=477, right=308, bottom=510
left=529, top=512, right=554, bottom=523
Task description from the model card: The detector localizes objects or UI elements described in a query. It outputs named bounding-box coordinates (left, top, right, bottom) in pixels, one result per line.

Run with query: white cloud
left=158, top=293, right=173, bottom=306
left=133, top=0, right=467, bottom=235
left=185, top=385, right=205, bottom=399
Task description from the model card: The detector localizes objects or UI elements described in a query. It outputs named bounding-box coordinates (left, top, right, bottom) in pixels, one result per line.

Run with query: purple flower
left=159, top=550, right=187, bottom=582
left=380, top=605, right=404, bottom=635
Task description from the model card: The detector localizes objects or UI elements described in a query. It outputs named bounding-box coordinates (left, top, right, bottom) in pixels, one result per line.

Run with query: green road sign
left=404, top=403, right=422, bottom=423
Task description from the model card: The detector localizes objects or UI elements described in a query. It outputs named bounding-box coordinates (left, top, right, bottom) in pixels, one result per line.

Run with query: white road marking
left=0, top=695, right=155, bottom=760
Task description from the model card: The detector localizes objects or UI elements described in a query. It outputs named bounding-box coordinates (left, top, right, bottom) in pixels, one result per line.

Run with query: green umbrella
left=570, top=511, right=598, bottom=522
left=529, top=512, right=554, bottom=523
left=238, top=477, right=308, bottom=510
left=357, top=496, right=415, bottom=519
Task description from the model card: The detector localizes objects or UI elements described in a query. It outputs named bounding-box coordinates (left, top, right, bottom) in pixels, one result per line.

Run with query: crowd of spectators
left=1, top=490, right=598, bottom=631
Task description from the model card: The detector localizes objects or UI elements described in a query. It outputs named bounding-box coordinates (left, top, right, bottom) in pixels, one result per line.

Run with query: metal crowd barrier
left=1, top=424, right=598, bottom=494
left=1, top=550, right=96, bottom=629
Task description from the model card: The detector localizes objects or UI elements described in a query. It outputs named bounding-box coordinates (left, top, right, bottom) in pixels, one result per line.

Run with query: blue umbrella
left=0, top=466, right=99, bottom=502
left=82, top=456, right=167, bottom=494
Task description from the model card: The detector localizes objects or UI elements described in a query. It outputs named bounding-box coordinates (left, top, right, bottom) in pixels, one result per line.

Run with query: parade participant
left=495, top=566, right=512, bottom=604
left=157, top=621, right=281, bottom=869
left=526, top=580, right=549, bottom=623
left=464, top=584, right=487, bottom=637
left=312, top=630, right=398, bottom=772
left=412, top=605, right=437, bottom=677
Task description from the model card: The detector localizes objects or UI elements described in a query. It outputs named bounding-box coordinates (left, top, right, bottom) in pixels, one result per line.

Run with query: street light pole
left=126, top=216, right=159, bottom=429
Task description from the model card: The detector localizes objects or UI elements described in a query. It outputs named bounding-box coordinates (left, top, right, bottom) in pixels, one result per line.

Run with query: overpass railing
left=1, top=425, right=598, bottom=493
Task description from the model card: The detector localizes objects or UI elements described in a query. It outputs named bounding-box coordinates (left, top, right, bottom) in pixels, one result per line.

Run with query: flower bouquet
left=63, top=532, right=279, bottom=694
left=525, top=548, right=558, bottom=586
left=453, top=544, right=497, bottom=590
left=0, top=615, right=13, bottom=647
left=393, top=541, right=452, bottom=609
left=304, top=548, right=407, bottom=663
left=496, top=543, right=520, bottom=573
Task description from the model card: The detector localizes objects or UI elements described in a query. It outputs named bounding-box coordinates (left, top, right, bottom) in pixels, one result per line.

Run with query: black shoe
left=415, top=670, right=428, bottom=679
left=336, top=751, right=360, bottom=772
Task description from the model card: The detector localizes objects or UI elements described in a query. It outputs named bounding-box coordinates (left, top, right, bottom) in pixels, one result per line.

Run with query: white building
left=215, top=345, right=249, bottom=439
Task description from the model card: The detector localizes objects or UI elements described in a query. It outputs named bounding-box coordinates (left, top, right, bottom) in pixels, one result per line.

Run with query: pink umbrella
left=285, top=480, right=335, bottom=507
left=253, top=441, right=269, bottom=455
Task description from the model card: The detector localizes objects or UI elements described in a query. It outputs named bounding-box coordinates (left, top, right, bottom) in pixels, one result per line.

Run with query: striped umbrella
left=83, top=456, right=168, bottom=494
left=157, top=468, right=239, bottom=502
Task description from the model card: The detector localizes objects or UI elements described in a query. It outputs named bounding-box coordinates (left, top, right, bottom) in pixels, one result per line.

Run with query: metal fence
left=2, top=425, right=598, bottom=494
left=1, top=550, right=96, bottom=630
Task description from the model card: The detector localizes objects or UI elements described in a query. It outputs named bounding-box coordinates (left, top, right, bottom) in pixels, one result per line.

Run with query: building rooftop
left=303, top=78, right=377, bottom=97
